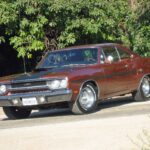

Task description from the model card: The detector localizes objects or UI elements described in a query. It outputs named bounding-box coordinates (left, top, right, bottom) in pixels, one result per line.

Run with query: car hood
left=0, top=67, right=74, bottom=83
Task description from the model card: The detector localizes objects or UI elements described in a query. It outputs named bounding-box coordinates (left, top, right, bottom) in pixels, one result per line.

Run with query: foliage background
left=0, top=0, right=149, bottom=75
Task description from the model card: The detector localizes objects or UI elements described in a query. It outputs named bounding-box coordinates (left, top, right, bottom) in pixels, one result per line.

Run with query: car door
left=115, top=45, right=139, bottom=91
left=100, top=46, right=129, bottom=97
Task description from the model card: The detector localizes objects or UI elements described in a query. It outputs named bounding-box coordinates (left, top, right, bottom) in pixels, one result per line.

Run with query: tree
left=134, top=0, right=150, bottom=56
left=1, top=0, right=150, bottom=57
left=0, top=0, right=131, bottom=58
left=126, top=0, right=150, bottom=56
left=0, top=0, right=57, bottom=58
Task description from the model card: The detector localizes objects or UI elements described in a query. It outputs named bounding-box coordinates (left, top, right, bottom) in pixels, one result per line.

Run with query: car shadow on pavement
left=31, top=108, right=71, bottom=118
left=98, top=95, right=134, bottom=110
left=1, top=95, right=135, bottom=121
left=29, top=95, right=134, bottom=119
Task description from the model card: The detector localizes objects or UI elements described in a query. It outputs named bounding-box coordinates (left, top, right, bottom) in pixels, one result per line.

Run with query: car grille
left=11, top=81, right=46, bottom=88
left=9, top=80, right=49, bottom=93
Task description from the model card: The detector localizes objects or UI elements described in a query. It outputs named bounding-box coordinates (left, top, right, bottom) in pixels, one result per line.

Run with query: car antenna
left=19, top=8, right=27, bottom=74
left=22, top=56, right=27, bottom=74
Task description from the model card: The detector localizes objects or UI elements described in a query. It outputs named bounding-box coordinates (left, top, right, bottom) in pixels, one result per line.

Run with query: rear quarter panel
left=142, top=58, right=150, bottom=74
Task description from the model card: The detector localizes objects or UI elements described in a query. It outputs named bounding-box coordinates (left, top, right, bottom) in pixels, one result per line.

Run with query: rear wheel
left=3, top=107, right=31, bottom=119
left=70, top=83, right=98, bottom=114
left=133, top=77, right=150, bottom=101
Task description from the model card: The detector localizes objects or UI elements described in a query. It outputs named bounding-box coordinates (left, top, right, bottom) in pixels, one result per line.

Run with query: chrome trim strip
left=0, top=89, right=72, bottom=100
left=8, top=85, right=49, bottom=91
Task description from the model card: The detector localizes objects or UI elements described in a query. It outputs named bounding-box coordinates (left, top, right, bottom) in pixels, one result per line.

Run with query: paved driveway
left=0, top=95, right=150, bottom=150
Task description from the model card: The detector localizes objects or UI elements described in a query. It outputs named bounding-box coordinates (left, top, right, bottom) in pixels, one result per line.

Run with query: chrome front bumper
left=0, top=89, right=72, bottom=107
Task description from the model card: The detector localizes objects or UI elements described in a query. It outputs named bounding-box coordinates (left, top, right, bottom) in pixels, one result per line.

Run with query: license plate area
left=22, top=97, right=38, bottom=106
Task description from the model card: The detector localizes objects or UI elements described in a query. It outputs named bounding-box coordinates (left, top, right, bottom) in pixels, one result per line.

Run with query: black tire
left=70, top=83, right=98, bottom=115
left=132, top=77, right=150, bottom=101
left=3, top=107, right=31, bottom=119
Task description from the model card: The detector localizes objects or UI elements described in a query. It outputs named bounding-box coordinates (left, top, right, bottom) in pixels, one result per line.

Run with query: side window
left=102, top=46, right=119, bottom=63
left=116, top=47, right=130, bottom=60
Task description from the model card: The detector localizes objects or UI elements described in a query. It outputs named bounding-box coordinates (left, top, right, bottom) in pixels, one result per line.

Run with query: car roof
left=45, top=43, right=138, bottom=56
left=56, top=43, right=122, bottom=51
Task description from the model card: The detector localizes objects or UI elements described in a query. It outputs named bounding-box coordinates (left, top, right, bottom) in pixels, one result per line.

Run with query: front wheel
left=70, top=83, right=98, bottom=115
left=3, top=107, right=31, bottom=119
left=133, top=77, right=150, bottom=101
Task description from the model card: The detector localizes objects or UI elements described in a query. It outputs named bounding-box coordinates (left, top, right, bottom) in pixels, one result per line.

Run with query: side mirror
left=106, top=56, right=114, bottom=63
left=130, top=54, right=134, bottom=59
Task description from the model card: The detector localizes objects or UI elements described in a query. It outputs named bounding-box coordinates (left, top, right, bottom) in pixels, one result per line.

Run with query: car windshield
left=36, top=48, right=98, bottom=69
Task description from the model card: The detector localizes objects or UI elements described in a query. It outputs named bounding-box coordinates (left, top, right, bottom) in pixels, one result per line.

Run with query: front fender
left=69, top=78, right=100, bottom=103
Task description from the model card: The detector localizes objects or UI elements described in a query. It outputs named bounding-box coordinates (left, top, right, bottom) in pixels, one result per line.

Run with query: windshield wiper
left=61, top=64, right=87, bottom=67
left=34, top=68, right=49, bottom=71
left=34, top=66, right=58, bottom=71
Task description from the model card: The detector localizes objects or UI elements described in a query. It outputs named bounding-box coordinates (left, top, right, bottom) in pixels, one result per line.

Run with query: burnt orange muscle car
left=0, top=43, right=150, bottom=119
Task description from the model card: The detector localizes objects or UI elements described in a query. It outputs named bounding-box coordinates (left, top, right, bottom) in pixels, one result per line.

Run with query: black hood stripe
left=13, top=67, right=71, bottom=82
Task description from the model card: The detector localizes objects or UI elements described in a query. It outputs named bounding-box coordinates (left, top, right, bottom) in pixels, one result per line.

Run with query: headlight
left=0, top=85, right=7, bottom=95
left=47, top=78, right=68, bottom=90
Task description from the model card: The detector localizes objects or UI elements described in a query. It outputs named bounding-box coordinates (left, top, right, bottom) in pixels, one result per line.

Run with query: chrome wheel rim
left=142, top=78, right=150, bottom=97
left=79, top=86, right=96, bottom=110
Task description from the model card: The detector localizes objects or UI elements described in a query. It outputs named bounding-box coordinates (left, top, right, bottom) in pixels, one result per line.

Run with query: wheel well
left=82, top=81, right=99, bottom=98
left=142, top=74, right=150, bottom=81
left=137, top=74, right=150, bottom=90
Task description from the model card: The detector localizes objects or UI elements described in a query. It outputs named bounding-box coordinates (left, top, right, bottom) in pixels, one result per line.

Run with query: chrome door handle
left=137, top=68, right=143, bottom=73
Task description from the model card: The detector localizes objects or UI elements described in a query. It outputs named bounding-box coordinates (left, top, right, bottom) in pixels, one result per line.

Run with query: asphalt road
left=1, top=95, right=150, bottom=150
left=1, top=95, right=150, bottom=129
